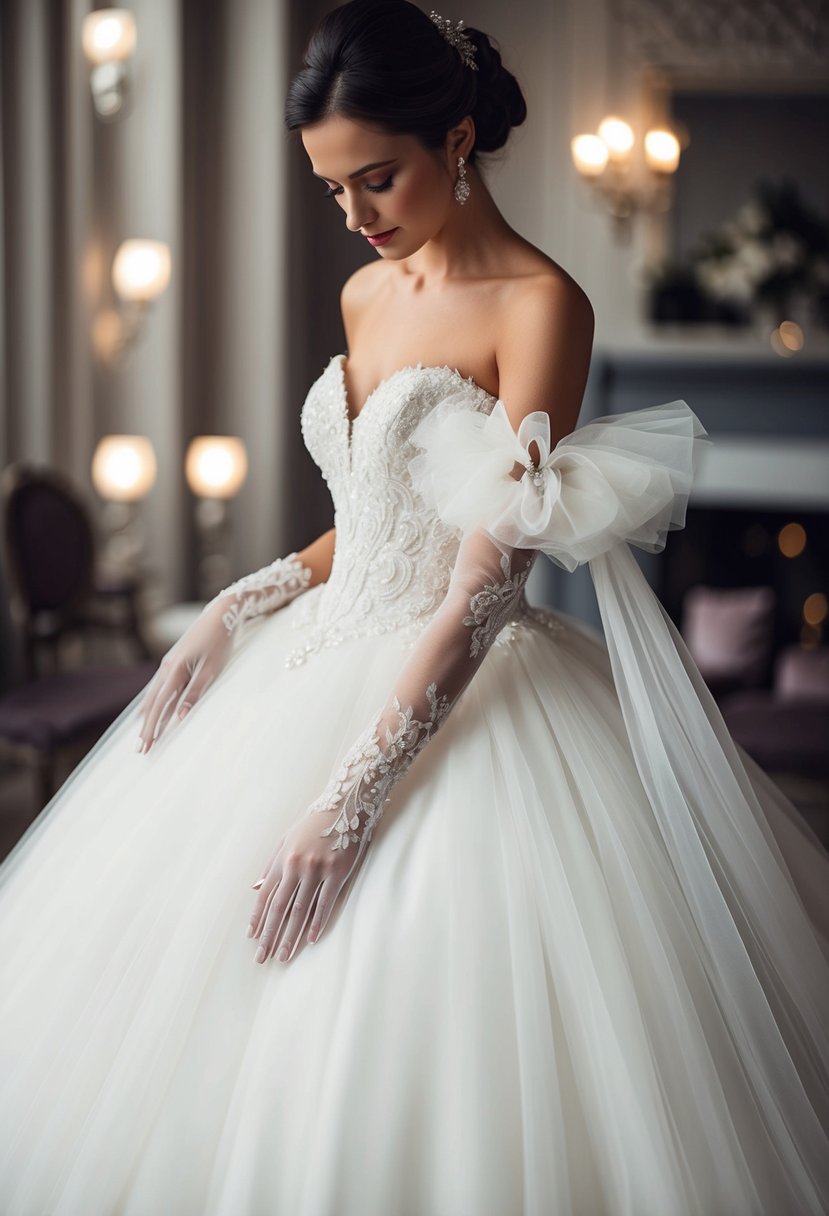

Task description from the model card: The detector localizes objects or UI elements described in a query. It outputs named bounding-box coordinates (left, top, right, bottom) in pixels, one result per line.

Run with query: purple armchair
left=0, top=463, right=158, bottom=809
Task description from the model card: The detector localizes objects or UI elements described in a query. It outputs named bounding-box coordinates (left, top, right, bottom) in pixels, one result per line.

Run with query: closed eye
left=323, top=175, right=395, bottom=198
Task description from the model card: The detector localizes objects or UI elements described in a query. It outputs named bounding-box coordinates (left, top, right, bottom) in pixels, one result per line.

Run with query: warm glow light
left=92, top=435, right=157, bottom=502
left=778, top=522, right=807, bottom=558
left=779, top=319, right=805, bottom=351
left=81, top=10, right=137, bottom=65
left=644, top=128, right=680, bottom=173
left=770, top=328, right=796, bottom=357
left=112, top=240, right=171, bottom=303
left=571, top=134, right=608, bottom=177
left=597, top=116, right=634, bottom=162
left=185, top=437, right=248, bottom=499
left=770, top=319, right=805, bottom=357
left=803, top=592, right=828, bottom=626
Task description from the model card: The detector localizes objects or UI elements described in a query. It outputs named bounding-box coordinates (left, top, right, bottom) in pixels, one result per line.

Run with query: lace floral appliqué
left=306, top=682, right=452, bottom=853
left=463, top=553, right=534, bottom=658
left=213, top=553, right=312, bottom=636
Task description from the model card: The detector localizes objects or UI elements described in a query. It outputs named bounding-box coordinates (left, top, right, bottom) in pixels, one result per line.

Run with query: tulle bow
left=408, top=395, right=710, bottom=571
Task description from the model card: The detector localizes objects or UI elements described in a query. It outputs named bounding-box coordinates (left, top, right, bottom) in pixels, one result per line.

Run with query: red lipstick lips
left=364, top=228, right=398, bottom=247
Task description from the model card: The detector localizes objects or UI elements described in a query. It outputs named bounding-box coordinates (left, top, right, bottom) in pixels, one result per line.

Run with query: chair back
left=2, top=463, right=96, bottom=674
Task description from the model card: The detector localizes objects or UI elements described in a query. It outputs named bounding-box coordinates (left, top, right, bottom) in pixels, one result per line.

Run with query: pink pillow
left=774, top=645, right=829, bottom=703
left=681, top=585, right=775, bottom=687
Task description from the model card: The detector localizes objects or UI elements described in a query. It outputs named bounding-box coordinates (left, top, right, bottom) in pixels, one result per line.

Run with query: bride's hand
left=136, top=602, right=234, bottom=754
left=247, top=810, right=360, bottom=963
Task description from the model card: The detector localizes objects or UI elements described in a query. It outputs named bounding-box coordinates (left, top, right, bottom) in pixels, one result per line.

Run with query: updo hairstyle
left=284, top=0, right=527, bottom=166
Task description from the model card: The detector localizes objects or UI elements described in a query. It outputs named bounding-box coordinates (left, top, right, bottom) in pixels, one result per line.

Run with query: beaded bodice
left=287, top=354, right=508, bottom=665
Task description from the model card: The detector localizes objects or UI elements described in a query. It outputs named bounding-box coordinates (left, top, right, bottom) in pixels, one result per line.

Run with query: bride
left=1, top=2, right=828, bottom=1213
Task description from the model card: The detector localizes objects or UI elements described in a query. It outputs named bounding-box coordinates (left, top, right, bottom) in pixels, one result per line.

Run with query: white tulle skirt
left=1, top=588, right=828, bottom=1216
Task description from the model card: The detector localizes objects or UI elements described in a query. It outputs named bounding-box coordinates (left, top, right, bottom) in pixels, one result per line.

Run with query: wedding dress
left=1, top=352, right=828, bottom=1216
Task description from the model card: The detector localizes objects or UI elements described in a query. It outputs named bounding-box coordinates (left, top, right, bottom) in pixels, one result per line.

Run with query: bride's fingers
left=175, top=655, right=213, bottom=720
left=256, top=879, right=298, bottom=963
left=143, top=687, right=181, bottom=752
left=272, top=880, right=322, bottom=962
left=140, top=663, right=188, bottom=751
left=306, top=879, right=340, bottom=945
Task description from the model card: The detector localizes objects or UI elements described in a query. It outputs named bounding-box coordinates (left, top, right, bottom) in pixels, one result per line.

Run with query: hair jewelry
left=454, top=155, right=470, bottom=205
left=429, top=11, right=478, bottom=70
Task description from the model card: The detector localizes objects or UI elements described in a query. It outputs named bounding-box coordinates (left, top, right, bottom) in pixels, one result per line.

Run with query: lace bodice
left=287, top=354, right=560, bottom=666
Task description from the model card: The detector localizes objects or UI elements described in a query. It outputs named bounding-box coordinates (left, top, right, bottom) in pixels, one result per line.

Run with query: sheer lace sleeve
left=305, top=529, right=536, bottom=856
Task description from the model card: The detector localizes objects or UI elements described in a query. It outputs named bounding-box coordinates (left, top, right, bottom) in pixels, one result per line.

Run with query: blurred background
left=0, top=0, right=827, bottom=851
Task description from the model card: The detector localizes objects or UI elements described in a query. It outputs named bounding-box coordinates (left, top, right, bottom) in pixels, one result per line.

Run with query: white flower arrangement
left=646, top=178, right=829, bottom=327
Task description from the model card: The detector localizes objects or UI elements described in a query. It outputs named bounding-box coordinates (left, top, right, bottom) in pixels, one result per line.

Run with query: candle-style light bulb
left=571, top=134, right=609, bottom=177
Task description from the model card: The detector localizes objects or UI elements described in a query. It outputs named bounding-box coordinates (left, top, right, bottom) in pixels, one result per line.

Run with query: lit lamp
left=81, top=9, right=137, bottom=120
left=91, top=434, right=157, bottom=577
left=571, top=113, right=683, bottom=242
left=93, top=239, right=171, bottom=367
left=184, top=436, right=249, bottom=601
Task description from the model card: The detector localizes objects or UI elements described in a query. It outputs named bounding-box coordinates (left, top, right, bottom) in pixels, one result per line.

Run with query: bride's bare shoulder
left=499, top=240, right=592, bottom=313
left=494, top=244, right=595, bottom=444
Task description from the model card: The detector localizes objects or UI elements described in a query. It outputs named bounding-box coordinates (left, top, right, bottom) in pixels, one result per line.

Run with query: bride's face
left=301, top=114, right=457, bottom=259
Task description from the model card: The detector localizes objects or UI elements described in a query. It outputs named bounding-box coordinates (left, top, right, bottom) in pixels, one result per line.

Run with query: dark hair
left=284, top=0, right=526, bottom=166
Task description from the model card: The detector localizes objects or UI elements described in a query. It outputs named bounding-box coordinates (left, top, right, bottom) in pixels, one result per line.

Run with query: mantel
left=588, top=337, right=829, bottom=440
left=595, top=328, right=829, bottom=369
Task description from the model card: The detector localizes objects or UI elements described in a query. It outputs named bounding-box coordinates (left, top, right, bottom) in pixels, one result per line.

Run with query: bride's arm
left=304, top=527, right=539, bottom=854
left=304, top=277, right=593, bottom=850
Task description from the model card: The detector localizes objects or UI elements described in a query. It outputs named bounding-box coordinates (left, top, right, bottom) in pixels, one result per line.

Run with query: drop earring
left=454, top=155, right=470, bottom=205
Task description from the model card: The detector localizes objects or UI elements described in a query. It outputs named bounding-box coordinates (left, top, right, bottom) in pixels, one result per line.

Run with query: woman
left=1, top=2, right=828, bottom=1212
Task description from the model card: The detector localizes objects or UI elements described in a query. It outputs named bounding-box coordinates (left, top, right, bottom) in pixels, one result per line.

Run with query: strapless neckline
left=333, top=352, right=498, bottom=434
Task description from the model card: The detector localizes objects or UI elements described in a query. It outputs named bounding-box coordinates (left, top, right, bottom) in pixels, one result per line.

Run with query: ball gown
left=0, top=352, right=828, bottom=1216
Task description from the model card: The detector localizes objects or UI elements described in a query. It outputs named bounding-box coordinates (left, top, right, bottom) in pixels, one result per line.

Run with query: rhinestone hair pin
left=429, top=10, right=478, bottom=71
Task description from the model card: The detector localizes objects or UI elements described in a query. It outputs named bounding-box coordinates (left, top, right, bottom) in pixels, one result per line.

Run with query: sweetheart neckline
left=333, top=352, right=498, bottom=433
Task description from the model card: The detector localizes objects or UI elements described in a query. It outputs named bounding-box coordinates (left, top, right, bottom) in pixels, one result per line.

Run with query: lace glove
left=304, top=529, right=537, bottom=858
left=203, top=551, right=313, bottom=642
left=244, top=529, right=535, bottom=961
left=138, top=552, right=312, bottom=753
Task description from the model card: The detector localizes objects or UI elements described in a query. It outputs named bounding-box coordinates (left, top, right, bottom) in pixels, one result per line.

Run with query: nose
left=344, top=193, right=378, bottom=234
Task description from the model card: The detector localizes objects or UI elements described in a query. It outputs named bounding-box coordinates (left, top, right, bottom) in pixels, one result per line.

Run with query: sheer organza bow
left=408, top=394, right=705, bottom=570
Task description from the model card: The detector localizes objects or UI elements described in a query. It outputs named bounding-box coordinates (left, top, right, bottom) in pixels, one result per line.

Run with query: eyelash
left=323, top=175, right=394, bottom=198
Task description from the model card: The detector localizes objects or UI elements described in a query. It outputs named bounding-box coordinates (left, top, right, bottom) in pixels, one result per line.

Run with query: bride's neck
left=400, top=167, right=515, bottom=284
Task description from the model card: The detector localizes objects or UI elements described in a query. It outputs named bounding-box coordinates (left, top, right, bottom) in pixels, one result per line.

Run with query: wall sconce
left=185, top=437, right=249, bottom=601
left=81, top=9, right=137, bottom=121
left=92, top=239, right=171, bottom=368
left=91, top=434, right=157, bottom=577
left=571, top=115, right=683, bottom=243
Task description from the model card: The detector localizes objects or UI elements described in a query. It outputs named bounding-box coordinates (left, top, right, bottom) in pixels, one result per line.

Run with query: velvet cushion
left=681, top=585, right=775, bottom=688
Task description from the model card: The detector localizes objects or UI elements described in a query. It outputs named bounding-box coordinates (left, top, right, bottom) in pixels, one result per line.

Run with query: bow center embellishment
left=521, top=432, right=558, bottom=494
